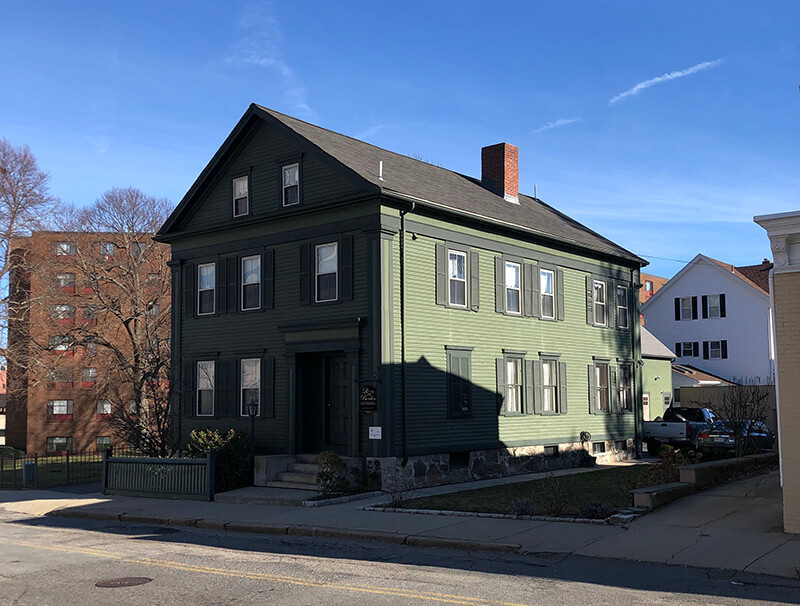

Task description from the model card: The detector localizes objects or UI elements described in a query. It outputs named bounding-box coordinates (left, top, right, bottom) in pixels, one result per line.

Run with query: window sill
left=96, top=414, right=110, bottom=420
left=82, top=382, right=96, bottom=389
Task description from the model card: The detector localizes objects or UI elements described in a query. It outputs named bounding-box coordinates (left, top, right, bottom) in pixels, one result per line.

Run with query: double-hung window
left=540, top=269, right=555, bottom=319
left=100, top=242, right=114, bottom=256
left=82, top=367, right=97, bottom=386
left=680, top=297, right=693, bottom=320
left=505, top=261, right=521, bottom=315
left=594, top=363, right=610, bottom=413
left=315, top=243, right=338, bottom=302
left=54, top=272, right=76, bottom=289
left=241, top=255, right=261, bottom=310
left=49, top=335, right=72, bottom=353
left=446, top=347, right=472, bottom=417
left=708, top=294, right=721, bottom=318
left=96, top=400, right=111, bottom=415
left=541, top=359, right=558, bottom=413
left=197, top=263, right=215, bottom=315
left=505, top=357, right=523, bottom=414
left=233, top=176, right=249, bottom=217
left=282, top=163, right=300, bottom=207
left=50, top=304, right=75, bottom=322
left=240, top=358, right=261, bottom=416
left=710, top=341, right=722, bottom=359
left=616, top=286, right=629, bottom=329
left=46, top=437, right=72, bottom=453
left=96, top=437, right=111, bottom=450
left=55, top=242, right=76, bottom=256
left=593, top=280, right=607, bottom=326
left=618, top=364, right=633, bottom=412
left=48, top=399, right=73, bottom=417
left=196, top=361, right=215, bottom=416
left=448, top=250, right=467, bottom=307
left=681, top=342, right=695, bottom=357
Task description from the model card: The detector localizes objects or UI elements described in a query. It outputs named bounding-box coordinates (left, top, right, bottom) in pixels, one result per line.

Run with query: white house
left=642, top=254, right=774, bottom=383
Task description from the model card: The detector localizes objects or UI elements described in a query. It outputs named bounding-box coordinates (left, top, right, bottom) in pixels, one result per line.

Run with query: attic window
left=233, top=176, right=249, bottom=217
left=282, top=163, right=300, bottom=207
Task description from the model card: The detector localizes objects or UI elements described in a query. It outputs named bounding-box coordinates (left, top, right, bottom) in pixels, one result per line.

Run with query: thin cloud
left=355, top=124, right=385, bottom=140
left=532, top=118, right=581, bottom=134
left=609, top=59, right=723, bottom=105
left=225, top=1, right=313, bottom=118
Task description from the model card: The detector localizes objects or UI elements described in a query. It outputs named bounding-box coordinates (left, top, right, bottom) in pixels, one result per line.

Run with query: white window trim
left=680, top=297, right=693, bottom=321
left=240, top=358, right=261, bottom=417
left=540, top=269, right=555, bottom=319
left=618, top=364, right=633, bottom=412
left=505, top=356, right=524, bottom=414
left=709, top=341, right=722, bottom=359
left=196, top=361, right=215, bottom=417
left=48, top=399, right=73, bottom=415
left=282, top=163, right=300, bottom=207
left=541, top=358, right=558, bottom=413
left=315, top=242, right=338, bottom=303
left=197, top=262, right=216, bottom=315
left=682, top=342, right=694, bottom=357
left=617, top=286, right=629, bottom=329
left=448, top=249, right=468, bottom=308
left=232, top=176, right=249, bottom=217
left=505, top=261, right=521, bottom=315
left=593, top=280, right=607, bottom=327
left=708, top=294, right=721, bottom=319
left=595, top=363, right=610, bottom=413
left=241, top=255, right=261, bottom=311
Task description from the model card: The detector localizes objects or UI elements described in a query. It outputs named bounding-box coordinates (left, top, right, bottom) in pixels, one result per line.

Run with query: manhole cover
left=95, top=577, right=152, bottom=588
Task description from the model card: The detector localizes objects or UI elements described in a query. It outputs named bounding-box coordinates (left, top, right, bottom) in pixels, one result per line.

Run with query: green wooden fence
left=102, top=450, right=216, bottom=501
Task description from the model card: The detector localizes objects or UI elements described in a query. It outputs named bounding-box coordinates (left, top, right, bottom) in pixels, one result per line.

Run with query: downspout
left=399, top=202, right=415, bottom=465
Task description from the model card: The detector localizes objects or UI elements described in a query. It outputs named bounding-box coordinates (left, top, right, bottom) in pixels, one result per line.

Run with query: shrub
left=535, top=474, right=567, bottom=516
left=186, top=428, right=250, bottom=493
left=316, top=450, right=350, bottom=495
left=579, top=501, right=615, bottom=519
left=508, top=497, right=537, bottom=516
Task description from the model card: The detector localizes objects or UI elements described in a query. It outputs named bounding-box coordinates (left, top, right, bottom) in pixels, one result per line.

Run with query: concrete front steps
left=265, top=454, right=321, bottom=491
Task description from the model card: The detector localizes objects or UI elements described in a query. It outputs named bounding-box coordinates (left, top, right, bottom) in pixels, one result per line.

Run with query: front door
left=324, top=354, right=350, bottom=448
left=297, top=351, right=351, bottom=453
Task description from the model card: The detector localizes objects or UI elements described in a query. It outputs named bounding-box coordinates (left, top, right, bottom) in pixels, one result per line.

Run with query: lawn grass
left=403, top=465, right=649, bottom=517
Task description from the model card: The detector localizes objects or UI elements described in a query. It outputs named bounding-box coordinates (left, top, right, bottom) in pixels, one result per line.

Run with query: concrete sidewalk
left=1, top=468, right=798, bottom=582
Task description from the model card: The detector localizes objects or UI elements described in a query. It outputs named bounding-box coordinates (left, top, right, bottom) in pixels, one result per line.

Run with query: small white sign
left=368, top=426, right=382, bottom=440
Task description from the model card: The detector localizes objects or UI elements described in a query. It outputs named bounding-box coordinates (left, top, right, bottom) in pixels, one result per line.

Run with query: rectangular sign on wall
left=368, top=426, right=382, bottom=440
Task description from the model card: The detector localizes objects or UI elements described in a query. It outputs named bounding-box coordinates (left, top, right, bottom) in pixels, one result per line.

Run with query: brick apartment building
left=6, top=231, right=170, bottom=454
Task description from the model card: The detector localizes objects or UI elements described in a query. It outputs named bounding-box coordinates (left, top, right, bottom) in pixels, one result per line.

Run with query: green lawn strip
left=403, top=465, right=649, bottom=517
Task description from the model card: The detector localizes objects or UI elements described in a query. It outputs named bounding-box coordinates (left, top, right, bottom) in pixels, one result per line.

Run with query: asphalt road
left=0, top=510, right=798, bottom=606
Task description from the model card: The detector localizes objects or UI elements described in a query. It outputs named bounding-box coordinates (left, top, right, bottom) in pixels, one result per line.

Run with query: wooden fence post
left=206, top=451, right=216, bottom=502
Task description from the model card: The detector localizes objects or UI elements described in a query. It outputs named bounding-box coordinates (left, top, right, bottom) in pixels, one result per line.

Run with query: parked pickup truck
left=643, top=407, right=718, bottom=455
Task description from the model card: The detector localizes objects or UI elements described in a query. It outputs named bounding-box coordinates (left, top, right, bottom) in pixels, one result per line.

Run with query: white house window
left=54, top=242, right=76, bottom=255
left=505, top=261, right=521, bottom=314
left=680, top=297, right=693, bottom=320
left=619, top=365, right=633, bottom=412
left=315, top=243, right=338, bottom=302
left=708, top=294, right=721, bottom=318
left=448, top=250, right=467, bottom=307
left=96, top=400, right=112, bottom=415
left=197, top=263, right=215, bottom=315
left=617, top=286, right=629, bottom=329
left=710, top=341, right=722, bottom=359
left=542, top=359, right=558, bottom=412
left=595, top=363, right=609, bottom=412
left=233, top=176, right=249, bottom=217
left=240, top=358, right=261, bottom=416
left=593, top=280, right=607, bottom=326
left=282, top=163, right=300, bottom=207
left=682, top=342, right=694, bottom=357
left=196, top=361, right=215, bottom=416
left=505, top=357, right=523, bottom=414
left=540, top=269, right=555, bottom=319
left=241, top=255, right=261, bottom=310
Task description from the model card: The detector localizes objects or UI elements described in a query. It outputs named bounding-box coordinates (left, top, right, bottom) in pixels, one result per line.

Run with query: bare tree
left=711, top=377, right=772, bottom=457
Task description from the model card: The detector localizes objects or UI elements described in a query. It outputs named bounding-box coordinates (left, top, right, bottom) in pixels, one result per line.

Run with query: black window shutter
left=721, top=340, right=728, bottom=359
left=262, top=357, right=275, bottom=418
left=703, top=341, right=709, bottom=359
left=495, top=257, right=505, bottom=313
left=216, top=259, right=227, bottom=314
left=496, top=358, right=506, bottom=414
left=435, top=244, right=447, bottom=306
left=522, top=263, right=534, bottom=317
left=720, top=294, right=726, bottom=318
left=674, top=297, right=680, bottom=321
left=525, top=359, right=537, bottom=414
left=183, top=362, right=194, bottom=416
left=610, top=367, right=619, bottom=413
left=586, top=276, right=595, bottom=325
left=220, top=360, right=236, bottom=418
left=692, top=296, right=698, bottom=320
left=675, top=342, right=681, bottom=356
left=263, top=250, right=274, bottom=309
left=531, top=263, right=541, bottom=318
left=227, top=256, right=237, bottom=312
left=588, top=364, right=597, bottom=414
left=693, top=342, right=700, bottom=357
left=702, top=295, right=708, bottom=319
left=532, top=359, right=543, bottom=415
left=299, top=244, right=310, bottom=305
left=558, top=362, right=568, bottom=414
left=607, top=280, right=617, bottom=329
left=469, top=251, right=480, bottom=311
left=340, top=236, right=353, bottom=301
left=183, top=262, right=195, bottom=318
left=556, top=269, right=565, bottom=321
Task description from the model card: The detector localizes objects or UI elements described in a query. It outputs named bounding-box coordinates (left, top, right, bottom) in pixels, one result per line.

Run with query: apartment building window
left=146, top=303, right=160, bottom=316
left=100, top=242, right=114, bottom=256
left=49, top=335, right=73, bottom=355
left=82, top=367, right=97, bottom=387
left=50, top=304, right=75, bottom=323
left=48, top=369, right=72, bottom=388
left=618, top=364, right=633, bottom=412
left=702, top=294, right=727, bottom=319
left=590, top=362, right=610, bottom=413
left=448, top=250, right=467, bottom=308
left=54, top=242, right=76, bottom=256
left=83, top=305, right=98, bottom=325
left=197, top=263, right=215, bottom=315
left=241, top=255, right=261, bottom=310
left=675, top=296, right=698, bottom=321
left=46, top=437, right=72, bottom=453
left=48, top=399, right=73, bottom=418
left=703, top=340, right=728, bottom=360
left=96, top=400, right=111, bottom=416
left=593, top=280, right=607, bottom=326
left=196, top=360, right=215, bottom=416
left=505, top=261, right=521, bottom=315
left=54, top=272, right=76, bottom=290
left=616, top=286, right=629, bottom=329
left=540, top=269, right=555, bottom=319
left=315, top=243, right=338, bottom=302
left=85, top=338, right=98, bottom=357
left=282, top=163, right=300, bottom=207
left=233, top=176, right=249, bottom=217
left=96, top=436, right=111, bottom=450
left=240, top=358, right=261, bottom=416
left=678, top=341, right=699, bottom=357
left=446, top=347, right=472, bottom=417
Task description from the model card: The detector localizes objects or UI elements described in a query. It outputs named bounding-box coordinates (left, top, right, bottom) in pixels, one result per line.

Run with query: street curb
left=288, top=525, right=408, bottom=544
left=405, top=535, right=521, bottom=553
left=50, top=509, right=122, bottom=522
left=226, top=522, right=290, bottom=535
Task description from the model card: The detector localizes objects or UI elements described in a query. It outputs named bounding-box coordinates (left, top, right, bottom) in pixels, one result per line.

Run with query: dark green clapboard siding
left=184, top=122, right=368, bottom=234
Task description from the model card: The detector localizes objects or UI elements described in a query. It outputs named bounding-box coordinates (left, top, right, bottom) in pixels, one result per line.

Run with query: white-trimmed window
left=241, top=255, right=261, bottom=310
left=682, top=342, right=694, bottom=357
left=48, top=400, right=73, bottom=416
left=54, top=242, right=76, bottom=255
left=505, top=357, right=523, bottom=414
left=594, top=363, right=610, bottom=413
left=240, top=358, right=261, bottom=416
left=540, top=269, right=555, bottom=319
left=46, top=437, right=72, bottom=453
left=680, top=297, right=693, bottom=320
left=196, top=361, right=215, bottom=416
left=197, top=263, right=215, bottom=315
left=448, top=250, right=467, bottom=307
left=617, top=286, right=629, bottom=329
left=505, top=261, right=521, bottom=314
left=710, top=341, right=722, bottom=359
left=708, top=294, right=721, bottom=318
left=233, top=176, right=249, bottom=217
left=542, top=359, right=558, bottom=413
left=619, top=364, right=633, bottom=412
left=593, top=280, right=607, bottom=326
left=315, top=243, right=338, bottom=302
left=96, top=400, right=111, bottom=415
left=282, top=163, right=300, bottom=207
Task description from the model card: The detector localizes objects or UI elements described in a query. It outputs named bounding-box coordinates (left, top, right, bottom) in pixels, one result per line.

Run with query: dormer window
left=233, top=176, right=249, bottom=217
left=282, top=163, right=300, bottom=207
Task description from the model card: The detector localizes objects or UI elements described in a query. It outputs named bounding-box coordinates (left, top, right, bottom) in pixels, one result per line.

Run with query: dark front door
left=324, top=354, right=350, bottom=448
left=298, top=352, right=351, bottom=453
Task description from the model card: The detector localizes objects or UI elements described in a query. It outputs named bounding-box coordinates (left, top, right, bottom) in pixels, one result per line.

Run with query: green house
left=156, top=104, right=647, bottom=488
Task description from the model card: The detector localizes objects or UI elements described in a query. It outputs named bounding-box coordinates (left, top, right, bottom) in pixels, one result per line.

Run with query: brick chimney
left=481, top=143, right=519, bottom=204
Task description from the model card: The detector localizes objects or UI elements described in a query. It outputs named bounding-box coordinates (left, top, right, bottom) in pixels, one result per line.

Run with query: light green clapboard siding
left=388, top=209, right=639, bottom=455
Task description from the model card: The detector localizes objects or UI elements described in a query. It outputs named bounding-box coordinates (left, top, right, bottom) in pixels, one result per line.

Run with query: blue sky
left=1, top=1, right=797, bottom=278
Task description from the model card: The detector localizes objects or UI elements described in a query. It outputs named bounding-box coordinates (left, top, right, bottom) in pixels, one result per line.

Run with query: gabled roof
left=641, top=326, right=675, bottom=360
left=706, top=256, right=770, bottom=295
left=672, top=363, right=736, bottom=385
left=158, top=104, right=645, bottom=266
left=732, top=259, right=772, bottom=293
